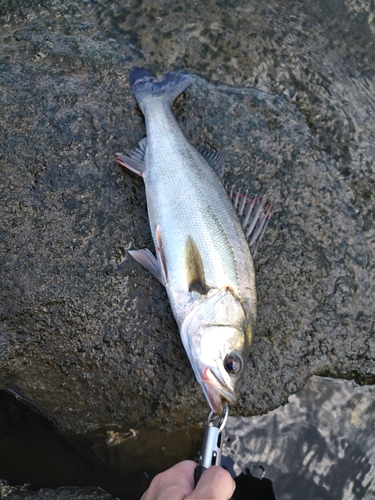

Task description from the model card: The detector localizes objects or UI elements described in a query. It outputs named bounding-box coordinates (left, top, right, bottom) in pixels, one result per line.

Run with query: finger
left=187, top=466, right=236, bottom=500
left=141, top=460, right=196, bottom=500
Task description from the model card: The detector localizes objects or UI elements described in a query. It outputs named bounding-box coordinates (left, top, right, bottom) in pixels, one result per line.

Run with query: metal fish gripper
left=194, top=404, right=229, bottom=485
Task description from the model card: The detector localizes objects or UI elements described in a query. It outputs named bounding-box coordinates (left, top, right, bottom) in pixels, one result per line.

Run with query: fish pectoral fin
left=196, top=145, right=227, bottom=179
left=155, top=225, right=168, bottom=285
left=226, top=184, right=272, bottom=258
left=185, top=236, right=209, bottom=295
left=116, top=137, right=147, bottom=177
left=128, top=248, right=166, bottom=285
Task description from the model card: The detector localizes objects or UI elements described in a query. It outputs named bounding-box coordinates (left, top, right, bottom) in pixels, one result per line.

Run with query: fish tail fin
left=129, top=67, right=194, bottom=113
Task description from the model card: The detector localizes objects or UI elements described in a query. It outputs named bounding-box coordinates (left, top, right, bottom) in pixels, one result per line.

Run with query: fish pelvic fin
left=128, top=246, right=167, bottom=286
left=116, top=137, right=146, bottom=176
left=128, top=226, right=168, bottom=286
left=226, top=184, right=272, bottom=258
left=129, top=67, right=194, bottom=114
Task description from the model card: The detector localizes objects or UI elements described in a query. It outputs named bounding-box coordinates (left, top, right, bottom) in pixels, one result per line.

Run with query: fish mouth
left=201, top=367, right=236, bottom=415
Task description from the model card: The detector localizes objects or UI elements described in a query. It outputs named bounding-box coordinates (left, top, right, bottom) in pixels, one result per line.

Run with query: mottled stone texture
left=1, top=0, right=375, bottom=435
left=6, top=488, right=115, bottom=500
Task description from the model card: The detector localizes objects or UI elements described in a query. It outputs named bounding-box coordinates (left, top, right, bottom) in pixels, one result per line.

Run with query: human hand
left=141, top=460, right=236, bottom=500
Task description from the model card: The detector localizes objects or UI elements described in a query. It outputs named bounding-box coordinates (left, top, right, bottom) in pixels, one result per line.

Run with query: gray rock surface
left=1, top=0, right=375, bottom=435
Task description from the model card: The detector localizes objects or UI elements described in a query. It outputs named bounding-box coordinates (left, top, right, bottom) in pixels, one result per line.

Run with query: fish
left=116, top=67, right=270, bottom=416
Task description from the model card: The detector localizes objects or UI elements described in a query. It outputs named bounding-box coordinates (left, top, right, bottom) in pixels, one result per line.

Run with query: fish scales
left=145, top=102, right=252, bottom=296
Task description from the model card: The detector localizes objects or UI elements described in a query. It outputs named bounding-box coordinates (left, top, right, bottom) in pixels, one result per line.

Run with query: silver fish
left=117, top=68, right=270, bottom=415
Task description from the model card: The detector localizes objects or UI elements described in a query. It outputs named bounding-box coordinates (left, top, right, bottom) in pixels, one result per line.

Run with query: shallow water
left=0, top=388, right=203, bottom=499
left=1, top=377, right=375, bottom=499
left=223, top=376, right=375, bottom=500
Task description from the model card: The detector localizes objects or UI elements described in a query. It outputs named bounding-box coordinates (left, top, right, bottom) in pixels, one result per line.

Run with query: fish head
left=182, top=310, right=253, bottom=415
left=180, top=288, right=254, bottom=415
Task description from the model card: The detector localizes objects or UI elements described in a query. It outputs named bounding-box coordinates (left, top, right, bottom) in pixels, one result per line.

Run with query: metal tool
left=194, top=404, right=229, bottom=485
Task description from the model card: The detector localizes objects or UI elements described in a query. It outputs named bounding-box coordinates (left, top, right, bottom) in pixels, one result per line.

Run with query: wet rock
left=6, top=487, right=116, bottom=500
left=1, top=0, right=375, bottom=435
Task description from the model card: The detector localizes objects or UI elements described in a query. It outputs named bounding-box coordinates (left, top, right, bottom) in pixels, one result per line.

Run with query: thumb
left=186, top=466, right=236, bottom=500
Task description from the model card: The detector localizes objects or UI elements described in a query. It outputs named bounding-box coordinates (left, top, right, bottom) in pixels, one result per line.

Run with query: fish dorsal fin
left=116, top=137, right=147, bottom=176
left=185, top=236, right=209, bottom=295
left=226, top=184, right=272, bottom=258
left=196, top=145, right=227, bottom=179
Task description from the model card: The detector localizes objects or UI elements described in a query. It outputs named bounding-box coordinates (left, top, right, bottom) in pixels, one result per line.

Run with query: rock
left=6, top=487, right=116, bottom=500
left=1, top=0, right=375, bottom=435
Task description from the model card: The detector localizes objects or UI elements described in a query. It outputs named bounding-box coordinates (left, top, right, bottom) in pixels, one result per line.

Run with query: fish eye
left=224, top=354, right=242, bottom=375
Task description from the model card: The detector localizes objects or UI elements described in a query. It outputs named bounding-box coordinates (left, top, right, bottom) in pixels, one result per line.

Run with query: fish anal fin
left=128, top=248, right=166, bottom=285
left=116, top=137, right=147, bottom=177
left=185, top=236, right=209, bottom=295
left=226, top=184, right=272, bottom=258
left=196, top=145, right=227, bottom=179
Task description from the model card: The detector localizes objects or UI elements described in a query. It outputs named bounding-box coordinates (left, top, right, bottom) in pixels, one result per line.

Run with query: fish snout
left=201, top=367, right=237, bottom=416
